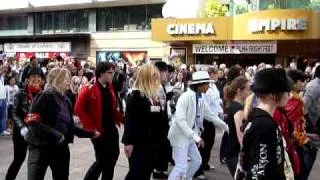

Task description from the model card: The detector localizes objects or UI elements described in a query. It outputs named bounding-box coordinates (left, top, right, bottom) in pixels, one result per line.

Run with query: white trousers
left=168, top=141, right=202, bottom=180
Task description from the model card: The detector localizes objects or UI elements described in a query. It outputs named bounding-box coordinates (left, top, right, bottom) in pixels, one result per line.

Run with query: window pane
left=146, top=4, right=163, bottom=30
left=34, top=10, right=88, bottom=34
left=97, top=8, right=113, bottom=31
left=112, top=7, right=128, bottom=31
left=128, top=5, right=146, bottom=31
left=0, top=14, right=27, bottom=30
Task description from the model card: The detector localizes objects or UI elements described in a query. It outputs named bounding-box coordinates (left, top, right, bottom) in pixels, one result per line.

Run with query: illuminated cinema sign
left=167, top=23, right=215, bottom=35
left=248, top=18, right=307, bottom=33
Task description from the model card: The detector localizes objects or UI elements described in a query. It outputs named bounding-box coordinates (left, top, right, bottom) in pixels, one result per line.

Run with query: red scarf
left=27, top=85, right=42, bottom=104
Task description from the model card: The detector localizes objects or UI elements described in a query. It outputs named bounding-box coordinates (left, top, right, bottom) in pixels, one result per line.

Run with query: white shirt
left=0, top=76, right=6, bottom=100
left=204, top=82, right=223, bottom=116
left=5, top=85, right=19, bottom=105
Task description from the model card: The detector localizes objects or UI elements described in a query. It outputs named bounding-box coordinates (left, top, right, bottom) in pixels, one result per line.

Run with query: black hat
left=154, top=61, right=168, bottom=72
left=287, top=69, right=307, bottom=82
left=27, top=68, right=43, bottom=78
left=252, top=68, right=292, bottom=94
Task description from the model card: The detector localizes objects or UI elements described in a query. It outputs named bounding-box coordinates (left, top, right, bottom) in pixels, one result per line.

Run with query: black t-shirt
left=242, top=108, right=286, bottom=180
left=98, top=83, right=115, bottom=132
left=225, top=101, right=244, bottom=157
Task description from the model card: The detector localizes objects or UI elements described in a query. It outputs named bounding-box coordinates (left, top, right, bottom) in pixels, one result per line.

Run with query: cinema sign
left=248, top=17, right=307, bottom=33
left=167, top=23, right=215, bottom=35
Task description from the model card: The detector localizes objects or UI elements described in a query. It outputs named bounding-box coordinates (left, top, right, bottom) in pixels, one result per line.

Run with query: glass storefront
left=97, top=4, right=163, bottom=32
left=0, top=14, right=28, bottom=30
left=34, top=10, right=89, bottom=34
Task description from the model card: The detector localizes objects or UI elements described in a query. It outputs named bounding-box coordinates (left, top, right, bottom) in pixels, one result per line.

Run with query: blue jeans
left=297, top=144, right=318, bottom=180
left=0, top=99, right=7, bottom=132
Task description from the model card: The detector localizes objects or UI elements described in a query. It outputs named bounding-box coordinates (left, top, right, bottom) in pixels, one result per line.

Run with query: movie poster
left=96, top=51, right=147, bottom=66
left=170, top=48, right=187, bottom=67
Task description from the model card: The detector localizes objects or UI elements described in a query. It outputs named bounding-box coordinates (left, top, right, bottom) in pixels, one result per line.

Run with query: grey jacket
left=304, top=78, right=320, bottom=125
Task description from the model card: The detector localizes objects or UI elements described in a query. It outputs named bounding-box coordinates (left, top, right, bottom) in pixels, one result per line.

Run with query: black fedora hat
left=252, top=68, right=292, bottom=94
left=27, top=68, right=43, bottom=78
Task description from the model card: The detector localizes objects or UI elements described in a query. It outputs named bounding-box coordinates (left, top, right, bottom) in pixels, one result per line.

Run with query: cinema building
left=151, top=9, right=320, bottom=69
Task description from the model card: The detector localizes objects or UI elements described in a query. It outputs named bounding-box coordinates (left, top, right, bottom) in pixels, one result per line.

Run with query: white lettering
left=179, top=24, right=188, bottom=34
left=270, top=19, right=280, bottom=31
left=167, top=23, right=215, bottom=35
left=195, top=24, right=206, bottom=34
left=166, top=24, right=175, bottom=35
left=188, top=24, right=196, bottom=34
left=248, top=17, right=307, bottom=33
left=205, top=23, right=214, bottom=34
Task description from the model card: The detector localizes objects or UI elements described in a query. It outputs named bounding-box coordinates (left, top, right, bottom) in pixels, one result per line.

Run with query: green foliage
left=201, top=0, right=228, bottom=17
left=235, top=4, right=248, bottom=15
left=308, top=0, right=320, bottom=10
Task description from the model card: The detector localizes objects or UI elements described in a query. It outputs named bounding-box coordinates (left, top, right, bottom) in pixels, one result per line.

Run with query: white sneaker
left=1, top=130, right=11, bottom=136
left=208, top=164, right=215, bottom=170
left=195, top=174, right=207, bottom=179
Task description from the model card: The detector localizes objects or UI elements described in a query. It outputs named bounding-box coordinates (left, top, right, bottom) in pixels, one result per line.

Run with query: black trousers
left=28, top=143, right=70, bottom=180
left=226, top=156, right=238, bottom=177
left=220, top=132, right=229, bottom=163
left=195, top=120, right=216, bottom=176
left=84, top=129, right=119, bottom=180
left=5, top=127, right=27, bottom=180
left=154, top=138, right=171, bottom=172
left=125, top=145, right=156, bottom=180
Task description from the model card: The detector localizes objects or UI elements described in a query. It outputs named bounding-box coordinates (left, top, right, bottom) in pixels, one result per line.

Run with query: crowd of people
left=0, top=56, right=319, bottom=180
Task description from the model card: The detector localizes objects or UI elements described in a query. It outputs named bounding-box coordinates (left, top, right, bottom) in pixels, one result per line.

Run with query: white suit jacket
left=168, top=89, right=228, bottom=148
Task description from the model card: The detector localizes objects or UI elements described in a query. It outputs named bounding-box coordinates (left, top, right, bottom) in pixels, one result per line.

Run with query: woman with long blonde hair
left=122, top=64, right=163, bottom=180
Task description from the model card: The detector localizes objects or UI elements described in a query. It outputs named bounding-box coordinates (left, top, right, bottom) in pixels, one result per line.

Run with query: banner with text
left=4, top=42, right=71, bottom=53
left=193, top=43, right=277, bottom=54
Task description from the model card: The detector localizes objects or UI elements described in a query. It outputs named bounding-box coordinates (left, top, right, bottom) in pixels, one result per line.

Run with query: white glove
left=223, top=123, right=229, bottom=134
left=20, top=127, right=28, bottom=140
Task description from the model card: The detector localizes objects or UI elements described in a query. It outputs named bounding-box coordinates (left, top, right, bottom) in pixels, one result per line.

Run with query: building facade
left=0, top=0, right=166, bottom=66
left=151, top=9, right=320, bottom=69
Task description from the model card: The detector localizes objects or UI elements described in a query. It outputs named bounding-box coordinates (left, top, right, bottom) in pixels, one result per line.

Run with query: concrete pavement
left=1, top=130, right=319, bottom=180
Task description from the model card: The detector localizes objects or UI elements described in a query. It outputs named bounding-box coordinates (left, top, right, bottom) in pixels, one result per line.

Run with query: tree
left=236, top=3, right=248, bottom=14
left=200, top=0, right=229, bottom=17
left=308, top=0, right=320, bottom=10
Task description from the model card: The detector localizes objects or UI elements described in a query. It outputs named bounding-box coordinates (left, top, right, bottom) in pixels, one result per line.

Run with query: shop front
left=4, top=42, right=71, bottom=62
left=90, top=31, right=166, bottom=66
left=151, top=9, right=320, bottom=68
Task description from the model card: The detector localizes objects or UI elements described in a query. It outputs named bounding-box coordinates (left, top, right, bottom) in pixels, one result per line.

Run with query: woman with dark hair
left=224, top=76, right=251, bottom=176
left=235, top=68, right=293, bottom=180
left=70, top=68, right=88, bottom=95
left=5, top=68, right=43, bottom=180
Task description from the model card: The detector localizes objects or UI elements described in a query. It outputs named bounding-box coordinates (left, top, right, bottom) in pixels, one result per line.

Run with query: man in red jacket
left=75, top=62, right=123, bottom=180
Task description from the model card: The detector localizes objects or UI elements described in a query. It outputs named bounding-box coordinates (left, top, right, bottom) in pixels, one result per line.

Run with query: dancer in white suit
left=168, top=71, right=229, bottom=180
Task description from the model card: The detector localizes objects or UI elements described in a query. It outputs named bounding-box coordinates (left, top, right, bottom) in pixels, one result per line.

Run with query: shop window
left=97, top=51, right=147, bottom=66
left=0, top=14, right=27, bottom=30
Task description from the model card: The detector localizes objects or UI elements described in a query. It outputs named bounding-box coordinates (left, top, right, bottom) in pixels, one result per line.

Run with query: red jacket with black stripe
left=75, top=82, right=124, bottom=134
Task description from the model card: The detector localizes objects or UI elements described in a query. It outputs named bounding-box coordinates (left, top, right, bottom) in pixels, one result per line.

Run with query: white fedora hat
left=190, top=71, right=211, bottom=85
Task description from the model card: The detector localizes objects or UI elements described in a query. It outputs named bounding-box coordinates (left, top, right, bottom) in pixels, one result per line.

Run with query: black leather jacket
left=12, top=88, right=30, bottom=131
left=27, top=87, right=94, bottom=147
